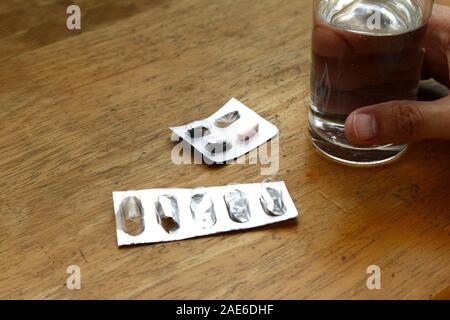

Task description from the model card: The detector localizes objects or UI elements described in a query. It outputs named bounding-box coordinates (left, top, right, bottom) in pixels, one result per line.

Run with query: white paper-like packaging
left=112, top=181, right=299, bottom=246
left=170, top=98, right=279, bottom=163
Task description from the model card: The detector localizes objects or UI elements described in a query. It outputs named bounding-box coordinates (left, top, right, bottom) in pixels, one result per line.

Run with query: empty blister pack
left=112, top=181, right=298, bottom=246
left=170, top=98, right=279, bottom=163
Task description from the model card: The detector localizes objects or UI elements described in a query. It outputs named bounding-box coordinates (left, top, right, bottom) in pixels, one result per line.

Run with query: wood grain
left=0, top=0, right=449, bottom=299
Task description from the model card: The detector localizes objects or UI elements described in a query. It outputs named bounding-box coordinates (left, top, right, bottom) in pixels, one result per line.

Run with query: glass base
left=309, top=110, right=407, bottom=167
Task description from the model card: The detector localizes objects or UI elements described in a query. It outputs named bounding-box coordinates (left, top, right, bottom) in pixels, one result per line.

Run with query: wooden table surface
left=0, top=0, right=449, bottom=300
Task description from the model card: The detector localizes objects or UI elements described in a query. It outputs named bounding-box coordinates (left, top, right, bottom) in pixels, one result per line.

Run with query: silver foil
left=113, top=181, right=299, bottom=246
left=155, top=194, right=180, bottom=233
left=223, top=189, right=251, bottom=223
left=260, top=186, right=286, bottom=216
left=119, top=196, right=145, bottom=236
left=186, top=124, right=211, bottom=139
left=190, top=191, right=217, bottom=229
left=205, top=139, right=232, bottom=154
left=170, top=98, right=279, bottom=164
left=214, top=110, right=240, bottom=128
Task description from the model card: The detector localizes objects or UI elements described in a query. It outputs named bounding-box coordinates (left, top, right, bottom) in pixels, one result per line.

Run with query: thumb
left=344, top=97, right=450, bottom=146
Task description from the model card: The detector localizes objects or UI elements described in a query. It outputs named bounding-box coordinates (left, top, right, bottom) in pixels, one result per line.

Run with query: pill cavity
left=260, top=186, right=286, bottom=216
left=214, top=111, right=240, bottom=128
left=155, top=194, right=180, bottom=233
left=205, top=139, right=232, bottom=154
left=190, top=191, right=217, bottom=229
left=187, top=125, right=211, bottom=139
left=119, top=196, right=145, bottom=236
left=224, top=189, right=251, bottom=223
left=236, top=120, right=259, bottom=140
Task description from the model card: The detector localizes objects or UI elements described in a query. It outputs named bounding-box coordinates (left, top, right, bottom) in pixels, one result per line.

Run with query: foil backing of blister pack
left=170, top=98, right=279, bottom=163
left=112, top=181, right=298, bottom=246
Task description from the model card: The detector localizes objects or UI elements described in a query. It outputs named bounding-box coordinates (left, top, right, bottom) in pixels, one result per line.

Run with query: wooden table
left=0, top=0, right=449, bottom=300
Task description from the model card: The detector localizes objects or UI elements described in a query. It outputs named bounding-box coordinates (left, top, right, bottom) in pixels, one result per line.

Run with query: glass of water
left=310, top=0, right=434, bottom=166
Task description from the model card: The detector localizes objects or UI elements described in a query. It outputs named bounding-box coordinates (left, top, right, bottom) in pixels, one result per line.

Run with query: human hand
left=344, top=4, right=450, bottom=145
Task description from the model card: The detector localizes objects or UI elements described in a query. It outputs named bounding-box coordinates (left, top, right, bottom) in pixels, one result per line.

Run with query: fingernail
left=353, top=113, right=377, bottom=141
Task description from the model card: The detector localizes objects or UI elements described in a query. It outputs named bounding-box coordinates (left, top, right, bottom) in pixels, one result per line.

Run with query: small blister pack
left=170, top=98, right=279, bottom=163
left=112, top=181, right=298, bottom=246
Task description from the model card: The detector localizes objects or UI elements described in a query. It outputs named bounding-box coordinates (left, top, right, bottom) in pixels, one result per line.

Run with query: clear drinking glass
left=310, top=0, right=434, bottom=166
